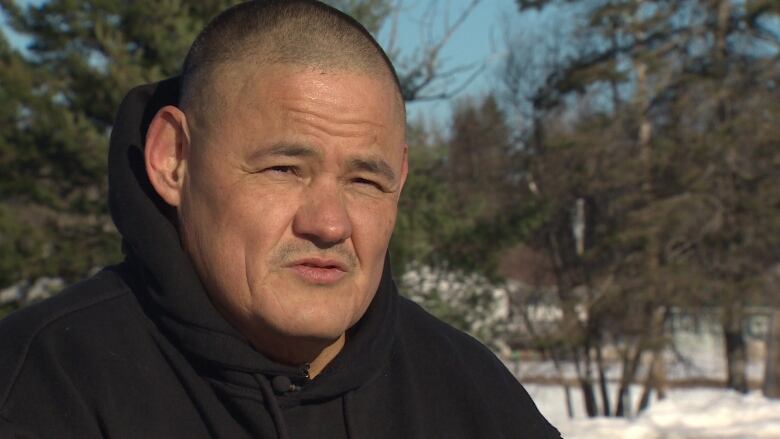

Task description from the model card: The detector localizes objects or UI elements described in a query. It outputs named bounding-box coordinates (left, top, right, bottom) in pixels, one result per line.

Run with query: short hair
left=180, top=0, right=405, bottom=125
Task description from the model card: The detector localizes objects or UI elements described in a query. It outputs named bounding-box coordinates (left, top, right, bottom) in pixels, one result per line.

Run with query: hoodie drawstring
left=343, top=391, right=357, bottom=439
left=255, top=374, right=291, bottom=439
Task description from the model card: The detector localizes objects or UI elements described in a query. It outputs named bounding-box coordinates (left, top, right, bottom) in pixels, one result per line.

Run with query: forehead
left=215, top=63, right=405, bottom=136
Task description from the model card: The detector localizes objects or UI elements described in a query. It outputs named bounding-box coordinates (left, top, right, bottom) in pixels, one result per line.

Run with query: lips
left=286, top=257, right=348, bottom=284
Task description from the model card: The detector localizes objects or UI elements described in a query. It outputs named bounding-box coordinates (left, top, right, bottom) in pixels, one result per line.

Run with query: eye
left=352, top=177, right=383, bottom=191
left=264, top=165, right=297, bottom=175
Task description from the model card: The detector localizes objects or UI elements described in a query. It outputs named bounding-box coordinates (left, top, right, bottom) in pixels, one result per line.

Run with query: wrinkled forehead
left=190, top=62, right=406, bottom=142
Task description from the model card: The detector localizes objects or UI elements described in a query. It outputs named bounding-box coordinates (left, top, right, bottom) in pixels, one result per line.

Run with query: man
left=0, top=1, right=560, bottom=438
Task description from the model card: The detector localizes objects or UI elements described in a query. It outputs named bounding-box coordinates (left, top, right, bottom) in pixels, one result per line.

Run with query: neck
left=307, top=333, right=345, bottom=378
left=205, top=291, right=348, bottom=378
left=250, top=330, right=346, bottom=379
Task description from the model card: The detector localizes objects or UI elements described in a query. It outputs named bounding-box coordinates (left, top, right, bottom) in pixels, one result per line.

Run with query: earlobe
left=145, top=105, right=189, bottom=207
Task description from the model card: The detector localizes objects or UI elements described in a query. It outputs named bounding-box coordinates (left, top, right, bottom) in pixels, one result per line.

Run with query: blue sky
left=388, top=0, right=520, bottom=128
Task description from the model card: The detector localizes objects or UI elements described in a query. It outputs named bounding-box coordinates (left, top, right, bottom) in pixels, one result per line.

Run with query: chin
left=262, top=281, right=369, bottom=341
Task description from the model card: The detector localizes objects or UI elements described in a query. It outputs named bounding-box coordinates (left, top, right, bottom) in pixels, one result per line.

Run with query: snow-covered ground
left=526, top=385, right=780, bottom=439
left=507, top=319, right=772, bottom=438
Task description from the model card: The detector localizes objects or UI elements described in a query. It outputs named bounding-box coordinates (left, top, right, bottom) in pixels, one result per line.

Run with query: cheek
left=350, top=199, right=398, bottom=270
left=346, top=204, right=395, bottom=327
left=182, top=179, right=298, bottom=284
left=221, top=189, right=299, bottom=258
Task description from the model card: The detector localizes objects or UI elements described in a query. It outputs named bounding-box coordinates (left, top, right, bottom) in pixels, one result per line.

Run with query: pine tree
left=0, top=0, right=490, bottom=325
left=0, top=0, right=396, bottom=315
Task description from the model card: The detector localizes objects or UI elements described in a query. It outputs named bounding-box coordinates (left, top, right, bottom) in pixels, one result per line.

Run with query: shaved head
left=180, top=0, right=405, bottom=131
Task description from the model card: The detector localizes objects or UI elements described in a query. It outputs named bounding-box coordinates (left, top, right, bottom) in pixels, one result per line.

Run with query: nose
left=292, top=179, right=352, bottom=248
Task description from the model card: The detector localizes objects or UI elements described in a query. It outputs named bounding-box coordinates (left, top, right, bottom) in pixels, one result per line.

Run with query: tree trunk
left=637, top=348, right=667, bottom=413
left=580, top=378, right=599, bottom=418
left=654, top=353, right=667, bottom=400
left=596, top=344, right=611, bottom=416
left=615, top=383, right=633, bottom=418
left=637, top=371, right=653, bottom=413
left=763, top=308, right=780, bottom=398
left=724, top=306, right=749, bottom=393
left=615, top=343, right=643, bottom=417
left=563, top=381, right=575, bottom=419
left=573, top=347, right=599, bottom=417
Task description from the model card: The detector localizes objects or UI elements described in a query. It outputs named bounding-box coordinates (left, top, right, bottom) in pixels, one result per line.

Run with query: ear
left=145, top=105, right=190, bottom=207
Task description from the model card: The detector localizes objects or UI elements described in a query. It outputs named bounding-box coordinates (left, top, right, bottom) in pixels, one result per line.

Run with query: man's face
left=178, top=64, right=407, bottom=353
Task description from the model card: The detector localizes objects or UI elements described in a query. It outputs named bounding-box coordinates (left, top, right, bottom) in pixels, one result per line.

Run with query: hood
left=107, top=77, right=398, bottom=400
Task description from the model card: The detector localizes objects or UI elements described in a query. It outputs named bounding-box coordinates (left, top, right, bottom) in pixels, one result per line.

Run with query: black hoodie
left=0, top=78, right=560, bottom=439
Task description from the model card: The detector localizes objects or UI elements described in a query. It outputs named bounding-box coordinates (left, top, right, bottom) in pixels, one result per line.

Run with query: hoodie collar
left=107, top=77, right=398, bottom=399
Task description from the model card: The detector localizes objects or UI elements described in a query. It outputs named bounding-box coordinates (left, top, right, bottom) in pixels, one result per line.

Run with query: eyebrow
left=265, top=143, right=320, bottom=158
left=245, top=143, right=320, bottom=164
left=347, top=157, right=396, bottom=183
left=249, top=143, right=397, bottom=183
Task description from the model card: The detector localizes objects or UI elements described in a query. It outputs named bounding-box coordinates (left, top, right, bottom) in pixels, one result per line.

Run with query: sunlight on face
left=178, top=64, right=407, bottom=354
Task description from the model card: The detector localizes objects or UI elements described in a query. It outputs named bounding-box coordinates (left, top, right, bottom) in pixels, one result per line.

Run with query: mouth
left=285, top=257, right=349, bottom=285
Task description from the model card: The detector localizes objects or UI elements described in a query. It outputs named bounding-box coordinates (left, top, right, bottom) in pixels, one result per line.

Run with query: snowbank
left=527, top=386, right=780, bottom=439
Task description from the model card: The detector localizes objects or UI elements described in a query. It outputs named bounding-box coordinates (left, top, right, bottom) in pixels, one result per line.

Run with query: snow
left=0, top=277, right=64, bottom=306
left=525, top=385, right=780, bottom=439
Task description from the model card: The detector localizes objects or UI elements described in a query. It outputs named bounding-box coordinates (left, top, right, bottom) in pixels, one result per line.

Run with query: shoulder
left=0, top=266, right=139, bottom=410
left=394, top=296, right=561, bottom=438
left=395, top=296, right=507, bottom=373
